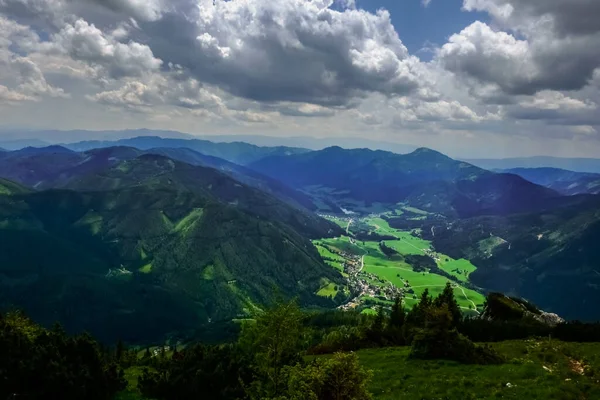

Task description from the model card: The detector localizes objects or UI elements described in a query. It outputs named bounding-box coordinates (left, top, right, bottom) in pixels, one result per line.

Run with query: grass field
left=317, top=282, right=339, bottom=298
left=120, top=340, right=600, bottom=400
left=437, top=258, right=478, bottom=282
left=318, top=215, right=485, bottom=311
left=345, top=340, right=600, bottom=400
left=315, top=243, right=346, bottom=262
left=365, top=217, right=431, bottom=255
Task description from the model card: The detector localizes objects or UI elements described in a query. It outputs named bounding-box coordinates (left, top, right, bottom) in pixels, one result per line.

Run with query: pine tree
left=116, top=339, right=125, bottom=363
left=372, top=305, right=385, bottom=333
left=433, top=282, right=462, bottom=327
left=389, top=296, right=405, bottom=329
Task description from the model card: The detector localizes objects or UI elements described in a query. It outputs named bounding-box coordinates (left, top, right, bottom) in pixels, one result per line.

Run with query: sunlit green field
left=344, top=341, right=600, bottom=400
left=318, top=214, right=485, bottom=311
left=438, top=258, right=478, bottom=282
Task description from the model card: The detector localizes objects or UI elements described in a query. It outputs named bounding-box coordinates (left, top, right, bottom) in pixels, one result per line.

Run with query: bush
left=409, top=305, right=503, bottom=365
left=282, top=352, right=372, bottom=400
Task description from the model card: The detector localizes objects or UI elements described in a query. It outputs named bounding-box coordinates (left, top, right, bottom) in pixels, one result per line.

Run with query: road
left=346, top=219, right=353, bottom=235
left=456, top=285, right=480, bottom=314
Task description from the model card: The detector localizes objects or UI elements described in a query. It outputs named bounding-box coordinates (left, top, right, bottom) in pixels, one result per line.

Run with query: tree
left=403, top=289, right=432, bottom=343
left=372, top=306, right=385, bottom=333
left=433, top=282, right=462, bottom=327
left=283, top=352, right=372, bottom=400
left=409, top=305, right=502, bottom=365
left=0, top=311, right=126, bottom=400
left=389, top=296, right=406, bottom=330
left=240, top=299, right=305, bottom=398
left=116, top=339, right=125, bottom=363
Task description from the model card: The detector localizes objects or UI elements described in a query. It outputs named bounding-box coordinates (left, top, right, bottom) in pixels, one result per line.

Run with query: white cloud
left=49, top=19, right=163, bottom=79
left=0, top=0, right=599, bottom=157
left=447, top=1, right=600, bottom=96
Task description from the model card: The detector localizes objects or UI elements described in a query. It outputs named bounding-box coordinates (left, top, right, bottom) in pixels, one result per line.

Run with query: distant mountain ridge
left=0, top=145, right=316, bottom=210
left=0, top=129, right=194, bottom=149
left=466, top=156, right=600, bottom=174
left=498, top=167, right=600, bottom=195
left=249, top=146, right=564, bottom=218
left=63, top=136, right=309, bottom=165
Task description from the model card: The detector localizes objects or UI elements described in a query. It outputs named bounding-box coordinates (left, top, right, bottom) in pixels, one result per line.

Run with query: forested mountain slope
left=389, top=197, right=600, bottom=320
left=0, top=156, right=342, bottom=342
left=250, top=147, right=564, bottom=217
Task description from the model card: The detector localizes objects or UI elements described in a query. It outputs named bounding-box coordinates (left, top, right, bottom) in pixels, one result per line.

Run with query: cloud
left=138, top=0, right=429, bottom=106
left=85, top=0, right=164, bottom=22
left=463, top=0, right=600, bottom=37
left=0, top=84, right=35, bottom=102
left=49, top=19, right=162, bottom=79
left=444, top=1, right=600, bottom=97
left=12, top=57, right=68, bottom=98
left=422, top=0, right=432, bottom=7
left=0, top=0, right=599, bottom=157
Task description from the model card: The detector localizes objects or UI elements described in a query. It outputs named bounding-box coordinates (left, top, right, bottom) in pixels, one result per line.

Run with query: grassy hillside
left=0, top=157, right=343, bottom=342
left=347, top=340, right=600, bottom=399
left=405, top=198, right=600, bottom=321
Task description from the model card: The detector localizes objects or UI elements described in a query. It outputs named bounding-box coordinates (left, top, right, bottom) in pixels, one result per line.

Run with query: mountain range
left=498, top=168, right=600, bottom=195
left=1, top=136, right=600, bottom=339
left=249, top=146, right=576, bottom=218
left=0, top=152, right=342, bottom=342
left=466, top=156, right=600, bottom=174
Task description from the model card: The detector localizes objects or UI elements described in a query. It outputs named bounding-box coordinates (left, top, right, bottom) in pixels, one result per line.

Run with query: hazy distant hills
left=249, top=146, right=565, bottom=218
left=0, top=145, right=316, bottom=210
left=466, top=156, right=600, bottom=174
left=499, top=168, right=600, bottom=195
left=0, top=129, right=194, bottom=149
left=64, top=136, right=310, bottom=165
left=0, top=155, right=342, bottom=342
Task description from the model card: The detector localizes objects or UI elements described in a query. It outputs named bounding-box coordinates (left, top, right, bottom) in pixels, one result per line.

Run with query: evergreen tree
left=239, top=299, right=304, bottom=398
left=116, top=339, right=125, bottom=363
left=389, top=296, right=406, bottom=329
left=372, top=306, right=385, bottom=333
left=433, top=282, right=462, bottom=327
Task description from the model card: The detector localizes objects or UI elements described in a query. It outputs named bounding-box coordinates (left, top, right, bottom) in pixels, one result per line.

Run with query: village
left=323, top=242, right=406, bottom=312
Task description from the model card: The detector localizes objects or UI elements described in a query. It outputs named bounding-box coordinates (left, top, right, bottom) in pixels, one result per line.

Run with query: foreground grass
left=353, top=340, right=600, bottom=400
left=116, top=367, right=146, bottom=400
left=120, top=340, right=600, bottom=399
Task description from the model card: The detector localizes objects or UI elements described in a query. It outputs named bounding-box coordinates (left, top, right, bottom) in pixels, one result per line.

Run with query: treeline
left=309, top=283, right=502, bottom=365
left=0, top=311, right=127, bottom=400
left=138, top=301, right=373, bottom=400
left=379, top=241, right=398, bottom=257
left=5, top=288, right=600, bottom=399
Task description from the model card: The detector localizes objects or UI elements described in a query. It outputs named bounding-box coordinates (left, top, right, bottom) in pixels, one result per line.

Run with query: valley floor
left=314, top=208, right=485, bottom=314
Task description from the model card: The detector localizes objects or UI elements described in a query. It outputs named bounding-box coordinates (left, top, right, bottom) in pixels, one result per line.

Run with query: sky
left=0, top=0, right=599, bottom=158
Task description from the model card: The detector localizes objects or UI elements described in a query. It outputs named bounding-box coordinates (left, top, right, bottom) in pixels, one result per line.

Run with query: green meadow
left=339, top=340, right=600, bottom=400
left=319, top=214, right=485, bottom=311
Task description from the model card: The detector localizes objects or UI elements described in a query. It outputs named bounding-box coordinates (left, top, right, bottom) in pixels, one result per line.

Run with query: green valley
left=313, top=209, right=486, bottom=315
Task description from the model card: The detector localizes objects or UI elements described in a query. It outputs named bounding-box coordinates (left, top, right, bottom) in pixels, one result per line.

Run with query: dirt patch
left=569, top=359, right=585, bottom=375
